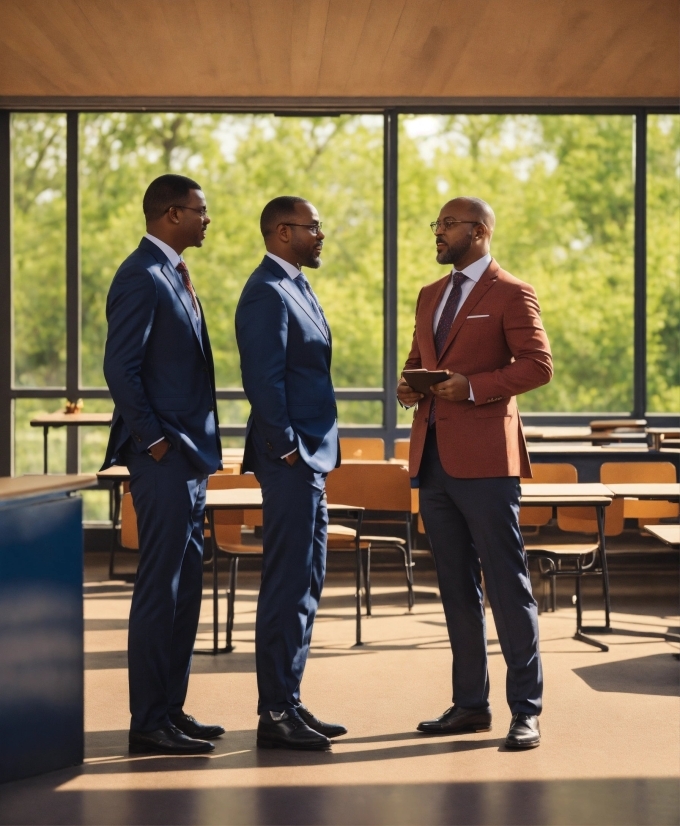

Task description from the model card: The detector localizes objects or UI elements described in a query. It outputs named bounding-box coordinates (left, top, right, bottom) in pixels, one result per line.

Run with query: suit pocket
left=475, top=401, right=511, bottom=418
left=152, top=396, right=190, bottom=412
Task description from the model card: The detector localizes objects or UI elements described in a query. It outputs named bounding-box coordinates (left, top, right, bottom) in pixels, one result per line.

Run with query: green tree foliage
left=398, top=114, right=648, bottom=413
left=647, top=115, right=680, bottom=412
left=11, top=114, right=66, bottom=386
left=78, top=114, right=384, bottom=404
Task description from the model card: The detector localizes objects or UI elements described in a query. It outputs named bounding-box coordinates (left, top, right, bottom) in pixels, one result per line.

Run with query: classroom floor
left=0, top=551, right=678, bottom=826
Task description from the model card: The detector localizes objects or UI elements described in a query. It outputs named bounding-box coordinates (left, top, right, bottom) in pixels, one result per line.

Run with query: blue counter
left=0, top=475, right=96, bottom=784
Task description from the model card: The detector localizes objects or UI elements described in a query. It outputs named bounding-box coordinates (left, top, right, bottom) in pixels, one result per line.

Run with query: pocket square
left=467, top=314, right=490, bottom=319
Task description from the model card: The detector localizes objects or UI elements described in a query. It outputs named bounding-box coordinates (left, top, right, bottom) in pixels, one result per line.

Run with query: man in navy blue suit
left=236, top=196, right=346, bottom=751
left=103, top=174, right=224, bottom=754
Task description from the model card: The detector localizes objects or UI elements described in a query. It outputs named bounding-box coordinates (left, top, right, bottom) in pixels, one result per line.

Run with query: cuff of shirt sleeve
left=468, top=382, right=475, bottom=402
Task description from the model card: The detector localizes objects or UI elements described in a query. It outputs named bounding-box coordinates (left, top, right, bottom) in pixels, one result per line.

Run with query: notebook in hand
left=402, top=369, right=449, bottom=394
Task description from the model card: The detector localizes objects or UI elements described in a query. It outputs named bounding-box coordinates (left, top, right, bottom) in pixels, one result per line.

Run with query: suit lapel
left=420, top=275, right=450, bottom=366
left=279, top=274, right=331, bottom=343
left=436, top=260, right=499, bottom=364
left=159, top=260, right=206, bottom=356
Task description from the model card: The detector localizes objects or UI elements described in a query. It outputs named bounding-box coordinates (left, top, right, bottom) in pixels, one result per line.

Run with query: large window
left=2, top=107, right=677, bottom=487
left=398, top=114, right=635, bottom=416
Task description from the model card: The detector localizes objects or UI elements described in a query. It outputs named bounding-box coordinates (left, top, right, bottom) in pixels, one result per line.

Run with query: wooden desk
left=30, top=412, right=113, bottom=473
left=0, top=474, right=97, bottom=783
left=524, top=426, right=647, bottom=444
left=644, top=524, right=680, bottom=547
left=647, top=427, right=680, bottom=451
left=606, top=483, right=680, bottom=502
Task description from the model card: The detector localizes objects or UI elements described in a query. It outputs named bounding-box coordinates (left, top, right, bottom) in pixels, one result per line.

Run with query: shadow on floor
left=0, top=775, right=676, bottom=825
left=573, top=653, right=680, bottom=696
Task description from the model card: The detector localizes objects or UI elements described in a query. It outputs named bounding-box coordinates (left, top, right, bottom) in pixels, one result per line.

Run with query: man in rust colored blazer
left=398, top=197, right=552, bottom=749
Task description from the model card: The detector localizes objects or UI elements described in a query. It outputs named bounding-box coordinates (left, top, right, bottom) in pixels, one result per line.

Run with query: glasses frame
left=168, top=205, right=209, bottom=218
left=282, top=222, right=323, bottom=236
left=430, top=218, right=480, bottom=234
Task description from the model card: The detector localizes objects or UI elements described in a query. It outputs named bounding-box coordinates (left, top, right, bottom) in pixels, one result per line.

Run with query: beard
left=292, top=238, right=323, bottom=269
left=436, top=231, right=472, bottom=265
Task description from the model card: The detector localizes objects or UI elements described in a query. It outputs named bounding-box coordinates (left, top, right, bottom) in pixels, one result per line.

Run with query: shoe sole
left=129, top=743, right=214, bottom=754
left=257, top=738, right=331, bottom=751
left=505, top=739, right=540, bottom=750
left=417, top=725, right=492, bottom=735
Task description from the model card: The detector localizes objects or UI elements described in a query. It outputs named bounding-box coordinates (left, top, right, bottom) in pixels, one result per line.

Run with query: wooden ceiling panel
left=0, top=0, right=676, bottom=101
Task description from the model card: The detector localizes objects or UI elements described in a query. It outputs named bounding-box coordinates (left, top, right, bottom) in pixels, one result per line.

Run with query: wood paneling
left=0, top=0, right=676, bottom=100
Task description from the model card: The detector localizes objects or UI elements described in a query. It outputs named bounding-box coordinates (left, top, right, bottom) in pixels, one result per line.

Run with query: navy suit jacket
left=102, top=237, right=222, bottom=475
left=236, top=256, right=340, bottom=474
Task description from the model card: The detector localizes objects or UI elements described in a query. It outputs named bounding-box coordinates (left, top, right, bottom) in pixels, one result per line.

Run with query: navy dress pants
left=126, top=446, right=208, bottom=732
left=253, top=452, right=328, bottom=714
left=418, top=429, right=543, bottom=716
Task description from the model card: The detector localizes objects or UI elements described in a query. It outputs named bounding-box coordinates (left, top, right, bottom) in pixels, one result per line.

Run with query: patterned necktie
left=176, top=261, right=199, bottom=317
left=429, top=271, right=467, bottom=427
left=295, top=273, right=329, bottom=337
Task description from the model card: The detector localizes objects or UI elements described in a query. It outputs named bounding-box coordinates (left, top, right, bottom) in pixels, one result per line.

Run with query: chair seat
left=216, top=543, right=264, bottom=556
left=361, top=535, right=406, bottom=546
left=525, top=543, right=598, bottom=557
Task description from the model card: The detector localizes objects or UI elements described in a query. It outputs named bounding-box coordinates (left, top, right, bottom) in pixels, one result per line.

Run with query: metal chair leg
left=362, top=546, right=372, bottom=616
left=404, top=519, right=415, bottom=611
left=225, top=556, right=238, bottom=653
left=354, top=542, right=363, bottom=646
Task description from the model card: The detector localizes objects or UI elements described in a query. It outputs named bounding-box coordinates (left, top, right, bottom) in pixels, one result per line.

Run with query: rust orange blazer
left=403, top=259, right=552, bottom=480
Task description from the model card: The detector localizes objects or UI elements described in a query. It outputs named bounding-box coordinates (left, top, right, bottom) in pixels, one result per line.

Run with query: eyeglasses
left=282, top=222, right=323, bottom=236
left=168, top=205, right=209, bottom=218
left=430, top=218, right=479, bottom=234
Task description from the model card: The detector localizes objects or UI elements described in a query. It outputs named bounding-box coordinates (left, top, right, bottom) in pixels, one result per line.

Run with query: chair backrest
left=208, top=473, right=262, bottom=526
left=520, top=463, right=577, bottom=527
left=600, top=461, right=677, bottom=483
left=326, top=462, right=411, bottom=511
left=600, top=461, right=679, bottom=523
left=393, top=439, right=410, bottom=461
left=339, top=437, right=385, bottom=461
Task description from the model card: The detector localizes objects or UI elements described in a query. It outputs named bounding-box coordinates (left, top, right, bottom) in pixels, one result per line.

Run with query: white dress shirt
left=265, top=252, right=303, bottom=458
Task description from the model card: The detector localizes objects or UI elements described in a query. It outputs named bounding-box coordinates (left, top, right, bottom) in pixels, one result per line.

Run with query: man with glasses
left=236, top=196, right=345, bottom=751
left=103, top=174, right=224, bottom=754
left=398, top=197, right=552, bottom=749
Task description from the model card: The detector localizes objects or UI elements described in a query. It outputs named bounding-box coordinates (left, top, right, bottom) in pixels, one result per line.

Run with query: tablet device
left=402, top=369, right=449, bottom=394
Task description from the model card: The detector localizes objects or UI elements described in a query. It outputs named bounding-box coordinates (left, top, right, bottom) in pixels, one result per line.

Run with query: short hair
left=143, top=174, right=202, bottom=222
left=260, top=196, right=309, bottom=237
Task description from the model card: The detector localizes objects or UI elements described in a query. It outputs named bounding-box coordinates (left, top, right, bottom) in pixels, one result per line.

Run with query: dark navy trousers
left=418, top=429, right=542, bottom=716
left=253, top=450, right=328, bottom=714
left=126, top=445, right=208, bottom=732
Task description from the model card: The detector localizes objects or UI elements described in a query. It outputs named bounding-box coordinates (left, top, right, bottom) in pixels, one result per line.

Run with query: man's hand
left=148, top=438, right=171, bottom=462
left=397, top=376, right=424, bottom=408
left=284, top=449, right=300, bottom=466
left=431, top=371, right=471, bottom=402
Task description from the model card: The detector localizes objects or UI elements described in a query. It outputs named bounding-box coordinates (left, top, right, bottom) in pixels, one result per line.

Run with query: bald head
left=444, top=197, right=495, bottom=233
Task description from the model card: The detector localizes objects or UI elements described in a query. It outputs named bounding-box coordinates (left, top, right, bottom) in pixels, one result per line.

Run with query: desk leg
left=597, top=505, right=611, bottom=629
left=43, top=426, right=49, bottom=474
left=108, top=482, right=122, bottom=580
left=195, top=509, right=223, bottom=655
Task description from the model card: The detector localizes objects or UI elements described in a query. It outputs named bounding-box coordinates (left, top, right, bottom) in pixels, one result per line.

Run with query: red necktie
left=176, top=261, right=199, bottom=317
left=429, top=271, right=467, bottom=427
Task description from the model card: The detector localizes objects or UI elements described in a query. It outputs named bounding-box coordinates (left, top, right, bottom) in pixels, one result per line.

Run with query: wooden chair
left=393, top=439, right=410, bottom=461
left=600, top=461, right=679, bottom=527
left=521, top=463, right=615, bottom=650
left=339, top=437, right=385, bottom=460
left=325, top=462, right=415, bottom=614
left=205, top=473, right=263, bottom=653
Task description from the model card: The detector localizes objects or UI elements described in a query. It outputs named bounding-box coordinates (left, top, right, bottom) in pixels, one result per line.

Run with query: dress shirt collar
left=455, top=252, right=492, bottom=283
left=145, top=233, right=182, bottom=269
left=266, top=251, right=302, bottom=280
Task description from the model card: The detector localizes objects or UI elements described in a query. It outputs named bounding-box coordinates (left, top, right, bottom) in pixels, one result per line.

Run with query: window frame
left=0, top=102, right=677, bottom=474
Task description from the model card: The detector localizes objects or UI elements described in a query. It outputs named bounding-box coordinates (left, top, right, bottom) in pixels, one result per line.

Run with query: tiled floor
left=0, top=554, right=678, bottom=825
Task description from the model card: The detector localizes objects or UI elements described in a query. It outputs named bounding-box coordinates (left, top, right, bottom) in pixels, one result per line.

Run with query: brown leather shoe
left=505, top=714, right=540, bottom=749
left=417, top=705, right=492, bottom=735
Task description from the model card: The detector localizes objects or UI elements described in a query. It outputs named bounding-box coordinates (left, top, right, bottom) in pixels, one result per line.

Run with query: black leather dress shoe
left=129, top=725, right=215, bottom=754
left=417, top=705, right=492, bottom=735
left=257, top=709, right=332, bottom=751
left=170, top=712, right=225, bottom=740
left=295, top=703, right=347, bottom=738
left=505, top=713, right=540, bottom=749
